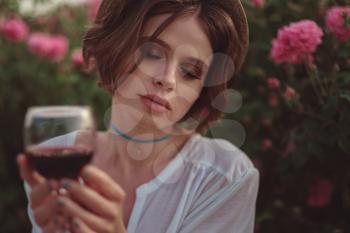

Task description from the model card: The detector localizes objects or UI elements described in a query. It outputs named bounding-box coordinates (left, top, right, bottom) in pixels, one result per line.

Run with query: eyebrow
left=140, top=36, right=209, bottom=71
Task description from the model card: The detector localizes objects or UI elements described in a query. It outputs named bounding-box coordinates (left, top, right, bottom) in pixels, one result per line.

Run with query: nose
left=152, top=62, right=176, bottom=91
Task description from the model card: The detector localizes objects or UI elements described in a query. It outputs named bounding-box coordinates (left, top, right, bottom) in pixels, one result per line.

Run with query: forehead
left=141, top=14, right=213, bottom=65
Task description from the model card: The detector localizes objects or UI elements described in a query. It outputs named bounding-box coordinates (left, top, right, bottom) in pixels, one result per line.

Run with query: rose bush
left=238, top=0, right=350, bottom=232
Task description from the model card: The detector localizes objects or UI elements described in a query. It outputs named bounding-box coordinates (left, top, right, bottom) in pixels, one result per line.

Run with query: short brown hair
left=83, top=0, right=249, bottom=134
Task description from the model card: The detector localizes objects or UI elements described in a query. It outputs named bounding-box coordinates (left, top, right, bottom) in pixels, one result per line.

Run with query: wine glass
left=24, top=106, right=96, bottom=179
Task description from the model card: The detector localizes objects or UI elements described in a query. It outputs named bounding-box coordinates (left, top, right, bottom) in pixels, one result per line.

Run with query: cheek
left=138, top=59, right=167, bottom=77
left=114, top=73, right=147, bottom=99
left=176, top=82, right=202, bottom=106
left=169, top=83, right=202, bottom=121
left=173, top=96, right=197, bottom=114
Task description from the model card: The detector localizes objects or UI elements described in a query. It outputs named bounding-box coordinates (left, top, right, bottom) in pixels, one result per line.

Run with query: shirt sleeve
left=177, top=168, right=259, bottom=233
left=23, top=131, right=77, bottom=233
left=24, top=182, right=43, bottom=233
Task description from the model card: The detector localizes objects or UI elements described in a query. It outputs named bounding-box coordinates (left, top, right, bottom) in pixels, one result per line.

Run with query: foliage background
left=240, top=0, right=350, bottom=232
left=0, top=0, right=349, bottom=232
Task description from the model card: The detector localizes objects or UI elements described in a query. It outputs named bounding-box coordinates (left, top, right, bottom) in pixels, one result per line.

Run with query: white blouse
left=24, top=132, right=259, bottom=233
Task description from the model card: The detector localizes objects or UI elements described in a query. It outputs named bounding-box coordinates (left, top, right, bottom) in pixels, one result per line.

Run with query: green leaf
left=339, top=92, right=350, bottom=104
left=338, top=72, right=350, bottom=86
left=342, top=12, right=350, bottom=28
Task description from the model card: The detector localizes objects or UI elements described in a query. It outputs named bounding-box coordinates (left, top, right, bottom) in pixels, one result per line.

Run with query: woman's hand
left=56, top=165, right=127, bottom=233
left=17, top=154, right=68, bottom=232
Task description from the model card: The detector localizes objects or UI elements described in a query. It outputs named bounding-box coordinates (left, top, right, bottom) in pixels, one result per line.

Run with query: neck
left=110, top=123, right=172, bottom=144
left=102, top=103, right=193, bottom=176
left=102, top=129, right=185, bottom=177
left=109, top=104, right=176, bottom=141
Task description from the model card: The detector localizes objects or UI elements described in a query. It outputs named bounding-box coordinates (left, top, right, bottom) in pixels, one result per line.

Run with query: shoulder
left=183, top=134, right=258, bottom=184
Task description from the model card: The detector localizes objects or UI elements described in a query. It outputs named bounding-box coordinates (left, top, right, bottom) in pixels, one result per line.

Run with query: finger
left=41, top=215, right=67, bottom=233
left=17, top=154, right=44, bottom=187
left=30, top=180, right=59, bottom=209
left=32, top=195, right=60, bottom=226
left=80, top=165, right=126, bottom=202
left=61, top=179, right=117, bottom=219
left=41, top=221, right=58, bottom=233
left=56, top=196, right=113, bottom=233
left=71, top=218, right=96, bottom=233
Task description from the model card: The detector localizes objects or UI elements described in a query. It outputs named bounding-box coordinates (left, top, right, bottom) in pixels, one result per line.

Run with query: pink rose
left=267, top=77, right=280, bottom=89
left=0, top=16, right=29, bottom=43
left=252, top=0, right=264, bottom=8
left=262, top=138, right=273, bottom=150
left=71, top=48, right=84, bottom=67
left=47, top=35, right=69, bottom=62
left=270, top=20, right=324, bottom=65
left=268, top=93, right=279, bottom=107
left=201, top=107, right=210, bottom=116
left=27, top=33, right=68, bottom=62
left=284, top=86, right=297, bottom=99
left=27, top=33, right=52, bottom=58
left=88, top=0, right=102, bottom=20
left=326, top=6, right=350, bottom=42
left=307, top=178, right=333, bottom=208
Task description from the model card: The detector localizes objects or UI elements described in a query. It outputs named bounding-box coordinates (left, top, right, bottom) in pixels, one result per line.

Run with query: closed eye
left=138, top=40, right=204, bottom=80
left=140, top=44, right=165, bottom=60
left=179, top=64, right=202, bottom=80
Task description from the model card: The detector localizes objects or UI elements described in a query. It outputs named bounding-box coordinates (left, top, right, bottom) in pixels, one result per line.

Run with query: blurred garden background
left=0, top=0, right=349, bottom=232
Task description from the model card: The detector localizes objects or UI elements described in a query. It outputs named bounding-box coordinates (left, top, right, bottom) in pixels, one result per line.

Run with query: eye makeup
left=138, top=36, right=208, bottom=80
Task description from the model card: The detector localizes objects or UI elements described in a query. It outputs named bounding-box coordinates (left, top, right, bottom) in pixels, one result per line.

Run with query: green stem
left=305, top=64, right=326, bottom=105
left=329, top=66, right=339, bottom=96
left=307, top=70, right=324, bottom=104
left=285, top=64, right=295, bottom=84
left=312, top=66, right=328, bottom=96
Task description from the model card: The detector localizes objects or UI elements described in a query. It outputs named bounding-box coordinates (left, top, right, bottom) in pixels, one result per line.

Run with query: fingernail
left=56, top=199, right=65, bottom=208
left=61, top=179, right=71, bottom=190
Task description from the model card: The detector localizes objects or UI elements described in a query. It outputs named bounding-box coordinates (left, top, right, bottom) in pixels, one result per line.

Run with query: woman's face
left=113, top=13, right=213, bottom=131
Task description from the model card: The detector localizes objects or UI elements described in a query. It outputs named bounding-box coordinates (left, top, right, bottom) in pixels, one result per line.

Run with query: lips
left=140, top=94, right=171, bottom=110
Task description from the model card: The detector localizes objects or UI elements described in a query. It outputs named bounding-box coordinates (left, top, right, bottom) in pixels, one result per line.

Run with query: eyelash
left=141, top=46, right=164, bottom=60
left=141, top=46, right=202, bottom=80
left=179, top=66, right=202, bottom=80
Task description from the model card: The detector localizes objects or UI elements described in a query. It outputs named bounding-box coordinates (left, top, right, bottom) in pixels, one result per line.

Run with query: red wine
left=26, top=146, right=93, bottom=179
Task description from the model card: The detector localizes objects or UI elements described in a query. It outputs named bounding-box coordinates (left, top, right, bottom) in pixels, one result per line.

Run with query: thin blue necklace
left=110, top=123, right=172, bottom=144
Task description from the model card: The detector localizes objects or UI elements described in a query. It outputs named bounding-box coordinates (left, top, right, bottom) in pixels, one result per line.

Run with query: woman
left=17, top=0, right=259, bottom=232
